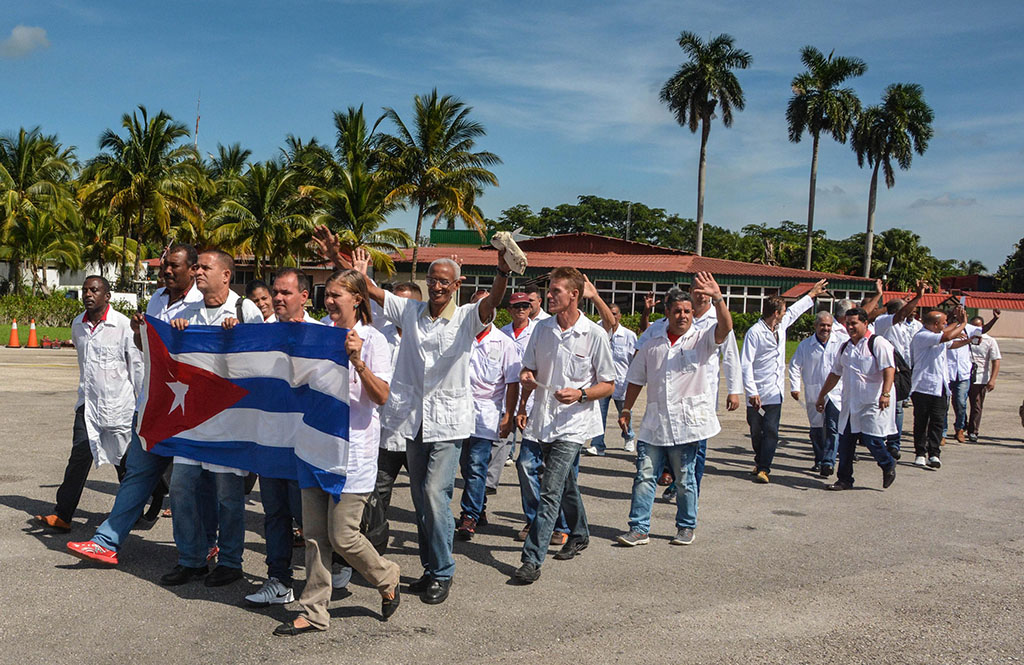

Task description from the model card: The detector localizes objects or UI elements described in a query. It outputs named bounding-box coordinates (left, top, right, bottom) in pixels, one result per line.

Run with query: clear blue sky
left=4, top=0, right=1023, bottom=271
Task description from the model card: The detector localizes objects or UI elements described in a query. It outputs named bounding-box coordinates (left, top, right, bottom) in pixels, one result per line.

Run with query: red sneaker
left=67, top=540, right=118, bottom=566
left=207, top=546, right=219, bottom=562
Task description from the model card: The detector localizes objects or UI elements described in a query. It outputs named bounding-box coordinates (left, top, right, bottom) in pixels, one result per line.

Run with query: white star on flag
left=167, top=380, right=189, bottom=415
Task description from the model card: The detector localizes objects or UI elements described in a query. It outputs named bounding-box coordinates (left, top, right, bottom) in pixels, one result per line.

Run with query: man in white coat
left=816, top=307, right=898, bottom=491
left=788, top=311, right=843, bottom=477
left=36, top=276, right=142, bottom=532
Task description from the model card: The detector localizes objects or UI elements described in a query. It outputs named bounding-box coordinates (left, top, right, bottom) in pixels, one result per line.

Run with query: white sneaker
left=332, top=563, right=352, bottom=589
left=928, top=456, right=942, bottom=469
left=583, top=446, right=604, bottom=457
left=504, top=457, right=514, bottom=467
left=624, top=440, right=636, bottom=453
left=245, top=577, right=294, bottom=606
left=914, top=456, right=927, bottom=467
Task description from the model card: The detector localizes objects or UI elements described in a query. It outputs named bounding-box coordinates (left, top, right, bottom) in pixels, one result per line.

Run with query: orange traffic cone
left=26, top=319, right=40, bottom=348
left=6, top=319, right=20, bottom=348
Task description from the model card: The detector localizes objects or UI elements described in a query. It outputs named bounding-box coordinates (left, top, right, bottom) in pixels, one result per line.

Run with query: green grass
left=0, top=324, right=73, bottom=346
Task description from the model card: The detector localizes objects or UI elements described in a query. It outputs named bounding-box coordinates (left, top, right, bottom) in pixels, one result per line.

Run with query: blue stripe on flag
left=231, top=377, right=350, bottom=438
left=146, top=315, right=349, bottom=364
left=296, top=459, right=347, bottom=501
left=151, top=437, right=299, bottom=480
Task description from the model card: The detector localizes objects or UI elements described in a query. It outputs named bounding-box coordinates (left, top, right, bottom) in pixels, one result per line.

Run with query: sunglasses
left=510, top=303, right=531, bottom=309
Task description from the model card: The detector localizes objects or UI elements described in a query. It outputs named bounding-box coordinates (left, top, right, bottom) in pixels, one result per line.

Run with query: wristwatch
left=579, top=388, right=588, bottom=403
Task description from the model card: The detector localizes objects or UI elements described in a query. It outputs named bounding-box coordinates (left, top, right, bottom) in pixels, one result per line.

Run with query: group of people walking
left=32, top=234, right=1004, bottom=636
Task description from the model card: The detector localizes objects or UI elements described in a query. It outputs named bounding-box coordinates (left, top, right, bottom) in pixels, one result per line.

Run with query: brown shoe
left=550, top=531, right=568, bottom=546
left=514, top=523, right=531, bottom=542
left=35, top=514, right=71, bottom=532
left=955, top=429, right=966, bottom=443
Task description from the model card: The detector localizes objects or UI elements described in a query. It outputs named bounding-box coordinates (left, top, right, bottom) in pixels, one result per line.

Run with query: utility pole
left=625, top=202, right=632, bottom=242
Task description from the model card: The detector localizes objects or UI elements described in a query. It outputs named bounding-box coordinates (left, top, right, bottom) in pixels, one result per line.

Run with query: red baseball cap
left=510, top=292, right=530, bottom=305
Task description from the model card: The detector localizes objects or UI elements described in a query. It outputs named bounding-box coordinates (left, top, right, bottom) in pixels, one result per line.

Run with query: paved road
left=1, top=343, right=1023, bottom=664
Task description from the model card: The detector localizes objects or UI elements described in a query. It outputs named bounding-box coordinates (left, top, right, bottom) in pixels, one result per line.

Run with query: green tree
left=381, top=89, right=501, bottom=278
left=957, top=259, right=987, bottom=275
left=660, top=31, right=751, bottom=257
left=852, top=84, right=934, bottom=277
left=995, top=238, right=1024, bottom=292
left=81, top=106, right=203, bottom=286
left=0, top=127, right=78, bottom=292
left=212, top=161, right=309, bottom=278
left=5, top=212, right=82, bottom=293
left=787, top=46, right=866, bottom=270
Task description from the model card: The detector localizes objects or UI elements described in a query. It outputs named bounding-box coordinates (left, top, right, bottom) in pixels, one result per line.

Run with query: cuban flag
left=137, top=315, right=350, bottom=496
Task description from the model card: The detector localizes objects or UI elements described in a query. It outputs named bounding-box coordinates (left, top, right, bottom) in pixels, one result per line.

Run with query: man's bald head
left=923, top=309, right=947, bottom=332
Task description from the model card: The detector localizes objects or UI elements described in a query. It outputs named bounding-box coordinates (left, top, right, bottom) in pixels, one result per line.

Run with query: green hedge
left=0, top=294, right=144, bottom=327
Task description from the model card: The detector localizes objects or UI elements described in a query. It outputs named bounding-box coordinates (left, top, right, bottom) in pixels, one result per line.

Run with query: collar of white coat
left=552, top=309, right=591, bottom=336
left=653, top=322, right=698, bottom=343
left=422, top=298, right=457, bottom=322
left=159, top=282, right=203, bottom=306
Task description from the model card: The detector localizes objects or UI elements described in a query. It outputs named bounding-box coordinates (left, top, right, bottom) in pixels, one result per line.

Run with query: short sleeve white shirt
left=338, top=321, right=392, bottom=494
left=522, top=313, right=616, bottom=444
left=608, top=325, right=638, bottom=400
left=626, top=323, right=721, bottom=445
left=910, top=329, right=950, bottom=397
left=469, top=327, right=521, bottom=441
left=969, top=334, right=1001, bottom=385
left=831, top=334, right=897, bottom=437
left=788, top=333, right=843, bottom=427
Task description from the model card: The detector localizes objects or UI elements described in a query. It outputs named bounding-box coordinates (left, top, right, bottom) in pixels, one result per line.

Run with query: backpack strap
left=235, top=296, right=245, bottom=321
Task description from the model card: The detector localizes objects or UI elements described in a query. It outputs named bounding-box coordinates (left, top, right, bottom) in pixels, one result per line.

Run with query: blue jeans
left=260, top=476, right=301, bottom=585
left=406, top=434, right=461, bottom=580
left=946, top=379, right=969, bottom=435
left=170, top=465, right=245, bottom=569
left=628, top=441, right=699, bottom=534
left=591, top=397, right=635, bottom=452
left=747, top=403, right=782, bottom=473
left=886, top=399, right=905, bottom=452
left=808, top=399, right=840, bottom=467
left=837, top=423, right=895, bottom=486
left=515, top=438, right=570, bottom=534
left=93, top=423, right=171, bottom=552
left=521, top=440, right=589, bottom=566
left=459, top=436, right=494, bottom=520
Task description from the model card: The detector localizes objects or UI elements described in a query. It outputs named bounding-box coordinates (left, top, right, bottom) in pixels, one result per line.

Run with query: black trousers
left=54, top=406, right=127, bottom=523
left=375, top=448, right=408, bottom=516
left=911, top=391, right=948, bottom=458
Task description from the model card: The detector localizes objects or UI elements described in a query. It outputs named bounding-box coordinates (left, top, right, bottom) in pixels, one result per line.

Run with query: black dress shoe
left=512, top=562, right=541, bottom=585
left=810, top=462, right=821, bottom=473
left=820, top=465, right=834, bottom=478
left=422, top=577, right=451, bottom=605
left=160, top=564, right=208, bottom=586
left=273, top=620, right=324, bottom=637
left=204, top=565, right=244, bottom=587
left=882, top=464, right=897, bottom=489
left=553, top=538, right=589, bottom=561
left=381, top=586, right=400, bottom=620
left=408, top=573, right=432, bottom=593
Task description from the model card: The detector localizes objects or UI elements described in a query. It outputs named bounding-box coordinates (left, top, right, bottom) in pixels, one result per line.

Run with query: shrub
left=0, top=294, right=84, bottom=327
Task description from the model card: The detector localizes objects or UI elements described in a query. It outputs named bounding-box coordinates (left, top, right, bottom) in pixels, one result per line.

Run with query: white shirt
left=946, top=323, right=980, bottom=382
left=969, top=333, right=1001, bottom=385
left=608, top=325, right=638, bottom=400
left=788, top=333, right=843, bottom=427
left=883, top=317, right=921, bottom=361
left=339, top=321, right=392, bottom=494
left=910, top=329, right=951, bottom=397
left=173, top=290, right=264, bottom=475
left=830, top=333, right=897, bottom=437
left=469, top=327, right=521, bottom=441
left=533, top=310, right=551, bottom=321
left=378, top=329, right=407, bottom=452
left=380, top=293, right=488, bottom=443
left=873, top=313, right=894, bottom=339
left=501, top=318, right=538, bottom=421
left=693, top=308, right=743, bottom=398
left=522, top=312, right=616, bottom=444
left=627, top=323, right=721, bottom=445
left=146, top=283, right=204, bottom=322
left=741, top=295, right=814, bottom=405
left=72, top=306, right=143, bottom=467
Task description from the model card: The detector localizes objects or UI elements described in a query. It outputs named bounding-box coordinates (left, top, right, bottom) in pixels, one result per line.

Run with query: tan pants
left=298, top=488, right=400, bottom=628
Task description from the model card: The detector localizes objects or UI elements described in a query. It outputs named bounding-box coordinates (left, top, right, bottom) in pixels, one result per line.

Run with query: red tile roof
left=392, top=234, right=875, bottom=284
left=881, top=291, right=1024, bottom=311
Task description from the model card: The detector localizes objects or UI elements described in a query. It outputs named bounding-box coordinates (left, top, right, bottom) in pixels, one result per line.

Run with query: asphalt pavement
left=1, top=342, right=1022, bottom=664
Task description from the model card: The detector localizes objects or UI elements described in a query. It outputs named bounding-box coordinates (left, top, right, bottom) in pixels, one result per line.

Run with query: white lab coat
left=71, top=307, right=143, bottom=467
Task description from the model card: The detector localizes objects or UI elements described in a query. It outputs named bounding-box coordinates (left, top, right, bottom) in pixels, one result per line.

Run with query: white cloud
left=910, top=194, right=978, bottom=208
left=0, top=25, right=50, bottom=58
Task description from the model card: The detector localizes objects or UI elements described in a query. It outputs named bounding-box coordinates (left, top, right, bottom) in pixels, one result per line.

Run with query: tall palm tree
left=660, top=31, right=751, bottom=257
left=381, top=89, right=501, bottom=278
left=80, top=105, right=203, bottom=286
left=852, top=83, right=934, bottom=276
left=0, top=127, right=78, bottom=292
left=5, top=212, right=82, bottom=293
left=212, top=161, right=309, bottom=278
left=787, top=46, right=866, bottom=270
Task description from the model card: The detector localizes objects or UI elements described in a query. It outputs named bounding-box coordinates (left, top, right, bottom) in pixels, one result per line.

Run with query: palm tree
left=5, top=212, right=82, bottom=293
left=959, top=259, right=987, bottom=275
left=298, top=107, right=411, bottom=275
left=852, top=84, right=934, bottom=277
left=660, top=32, right=751, bottom=257
left=381, top=89, right=501, bottom=278
left=0, top=127, right=78, bottom=292
left=76, top=204, right=137, bottom=281
left=212, top=161, right=309, bottom=278
left=80, top=105, right=203, bottom=286
left=787, top=46, right=866, bottom=270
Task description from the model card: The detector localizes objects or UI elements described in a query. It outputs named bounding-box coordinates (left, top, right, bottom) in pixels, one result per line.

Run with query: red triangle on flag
left=138, top=321, right=249, bottom=448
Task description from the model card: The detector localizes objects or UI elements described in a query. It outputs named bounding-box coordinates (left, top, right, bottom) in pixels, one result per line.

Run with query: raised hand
left=312, top=225, right=346, bottom=266
left=643, top=292, right=655, bottom=312
left=582, top=274, right=598, bottom=300
left=691, top=271, right=722, bottom=301
left=352, top=247, right=371, bottom=276
left=808, top=279, right=829, bottom=299
left=875, top=278, right=884, bottom=294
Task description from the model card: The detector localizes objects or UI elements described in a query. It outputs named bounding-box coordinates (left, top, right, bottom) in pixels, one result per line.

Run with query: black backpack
left=840, top=335, right=912, bottom=401
left=360, top=489, right=390, bottom=555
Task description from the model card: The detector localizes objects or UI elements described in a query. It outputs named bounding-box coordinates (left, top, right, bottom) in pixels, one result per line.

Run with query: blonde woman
left=274, top=269, right=400, bottom=635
